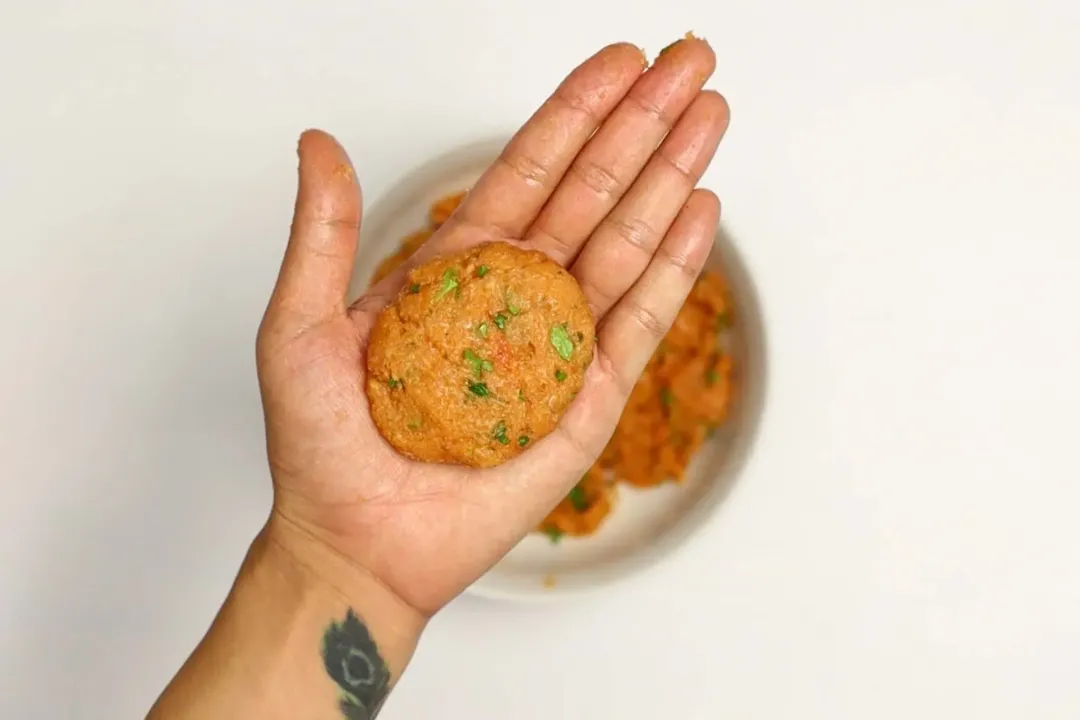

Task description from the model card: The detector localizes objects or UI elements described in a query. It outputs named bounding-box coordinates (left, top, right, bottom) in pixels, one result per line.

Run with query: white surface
left=2, top=0, right=1079, bottom=717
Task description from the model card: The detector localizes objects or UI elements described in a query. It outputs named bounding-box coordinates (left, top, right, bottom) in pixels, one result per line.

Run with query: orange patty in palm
left=366, top=241, right=596, bottom=468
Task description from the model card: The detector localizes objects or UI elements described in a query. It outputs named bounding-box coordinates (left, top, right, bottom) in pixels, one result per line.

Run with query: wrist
left=262, top=510, right=428, bottom=679
left=149, top=514, right=426, bottom=719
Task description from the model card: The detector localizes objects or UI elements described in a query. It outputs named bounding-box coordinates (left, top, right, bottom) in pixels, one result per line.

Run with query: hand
left=257, top=38, right=729, bottom=616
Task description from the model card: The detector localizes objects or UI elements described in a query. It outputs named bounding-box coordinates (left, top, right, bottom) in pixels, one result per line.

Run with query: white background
left=2, top=0, right=1079, bottom=717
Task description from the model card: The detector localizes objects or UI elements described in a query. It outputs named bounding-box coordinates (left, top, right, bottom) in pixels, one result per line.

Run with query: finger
left=452, top=43, right=646, bottom=239
left=594, top=189, right=719, bottom=395
left=265, top=129, right=362, bottom=331
left=524, top=36, right=716, bottom=265
left=571, top=90, right=729, bottom=318
left=481, top=190, right=719, bottom=520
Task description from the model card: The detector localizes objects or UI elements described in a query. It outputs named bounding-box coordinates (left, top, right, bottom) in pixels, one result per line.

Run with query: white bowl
left=349, top=137, right=767, bottom=601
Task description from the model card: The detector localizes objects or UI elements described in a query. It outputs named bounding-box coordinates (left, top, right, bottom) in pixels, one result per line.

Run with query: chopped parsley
left=517, top=435, right=529, bottom=447
left=467, top=381, right=490, bottom=397
left=476, top=265, right=489, bottom=278
left=505, top=289, right=522, bottom=316
left=387, top=377, right=401, bottom=389
left=463, top=349, right=493, bottom=378
left=555, top=369, right=567, bottom=382
left=476, top=321, right=489, bottom=339
left=435, top=268, right=460, bottom=300
left=660, top=387, right=674, bottom=409
left=492, top=421, right=509, bottom=445
left=409, top=283, right=421, bottom=294
left=549, top=323, right=574, bottom=361
left=568, top=483, right=589, bottom=512
left=494, top=312, right=508, bottom=330
left=543, top=527, right=564, bottom=543
left=518, top=389, right=525, bottom=401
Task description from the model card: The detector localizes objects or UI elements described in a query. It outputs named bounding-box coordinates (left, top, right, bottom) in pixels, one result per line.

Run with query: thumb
left=265, top=129, right=362, bottom=331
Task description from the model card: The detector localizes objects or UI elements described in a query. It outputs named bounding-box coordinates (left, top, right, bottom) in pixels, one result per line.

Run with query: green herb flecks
left=409, top=283, right=421, bottom=294
left=468, top=381, right=490, bottom=397
left=660, top=387, right=674, bottom=409
left=555, top=369, right=567, bottom=382
left=550, top=323, right=574, bottom=361
left=517, top=435, right=529, bottom=447
left=518, top=389, right=525, bottom=402
left=505, top=289, right=522, bottom=316
left=492, top=421, right=509, bottom=445
left=476, top=265, right=489, bottom=278
left=387, top=377, right=401, bottom=389
left=494, top=312, right=509, bottom=331
left=716, top=310, right=732, bottom=330
left=476, top=321, right=489, bottom=339
left=463, top=349, right=493, bottom=378
left=705, top=352, right=721, bottom=386
left=568, top=483, right=589, bottom=512
left=543, top=527, right=564, bottom=543
left=435, top=268, right=460, bottom=300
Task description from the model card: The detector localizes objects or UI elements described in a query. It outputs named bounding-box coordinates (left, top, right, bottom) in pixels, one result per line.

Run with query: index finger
left=452, top=43, right=646, bottom=240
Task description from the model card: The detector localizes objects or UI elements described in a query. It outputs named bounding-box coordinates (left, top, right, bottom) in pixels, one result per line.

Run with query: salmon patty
left=366, top=241, right=596, bottom=468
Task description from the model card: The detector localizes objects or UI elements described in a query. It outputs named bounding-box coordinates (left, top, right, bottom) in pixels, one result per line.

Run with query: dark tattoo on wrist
left=321, top=608, right=391, bottom=719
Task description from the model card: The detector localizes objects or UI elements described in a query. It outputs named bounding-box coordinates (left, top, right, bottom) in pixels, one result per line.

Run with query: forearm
left=148, top=516, right=426, bottom=719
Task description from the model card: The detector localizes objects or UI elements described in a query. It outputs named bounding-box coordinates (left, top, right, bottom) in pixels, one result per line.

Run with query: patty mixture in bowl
left=366, top=241, right=596, bottom=468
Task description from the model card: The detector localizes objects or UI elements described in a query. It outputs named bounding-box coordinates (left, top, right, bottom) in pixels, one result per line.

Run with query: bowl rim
left=352, top=136, right=770, bottom=602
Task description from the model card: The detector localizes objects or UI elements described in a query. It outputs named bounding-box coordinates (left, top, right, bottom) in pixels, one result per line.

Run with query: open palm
left=256, top=39, right=729, bottom=615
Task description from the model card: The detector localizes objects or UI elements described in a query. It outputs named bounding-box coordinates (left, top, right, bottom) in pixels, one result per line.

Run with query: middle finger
left=523, top=36, right=717, bottom=265
left=571, top=89, right=730, bottom=318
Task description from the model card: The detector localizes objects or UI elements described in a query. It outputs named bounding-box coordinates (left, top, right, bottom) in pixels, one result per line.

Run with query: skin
left=150, top=37, right=729, bottom=719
